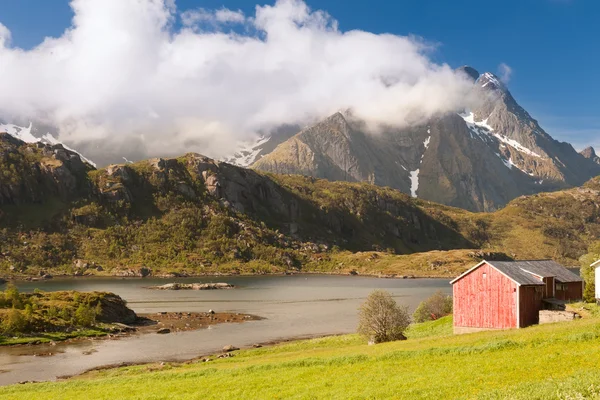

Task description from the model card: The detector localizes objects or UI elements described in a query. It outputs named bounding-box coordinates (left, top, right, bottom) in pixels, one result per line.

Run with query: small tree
left=2, top=308, right=27, bottom=334
left=3, top=284, right=22, bottom=309
left=413, top=291, right=453, bottom=323
left=357, top=290, right=410, bottom=344
left=74, top=304, right=97, bottom=327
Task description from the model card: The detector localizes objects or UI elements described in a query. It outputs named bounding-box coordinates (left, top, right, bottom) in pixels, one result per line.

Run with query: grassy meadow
left=3, top=312, right=600, bottom=399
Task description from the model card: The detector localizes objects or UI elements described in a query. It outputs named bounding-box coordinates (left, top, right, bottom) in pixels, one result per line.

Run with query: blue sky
left=0, top=0, right=598, bottom=150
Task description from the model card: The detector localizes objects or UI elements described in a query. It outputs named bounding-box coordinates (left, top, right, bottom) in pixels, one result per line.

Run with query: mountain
left=581, top=146, right=600, bottom=165
left=0, top=121, right=96, bottom=167
left=1, top=134, right=599, bottom=278
left=252, top=67, right=600, bottom=211
left=224, top=124, right=301, bottom=167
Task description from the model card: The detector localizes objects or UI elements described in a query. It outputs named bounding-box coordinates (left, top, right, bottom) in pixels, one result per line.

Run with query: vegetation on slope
left=1, top=136, right=599, bottom=278
left=3, top=311, right=600, bottom=399
left=0, top=284, right=136, bottom=345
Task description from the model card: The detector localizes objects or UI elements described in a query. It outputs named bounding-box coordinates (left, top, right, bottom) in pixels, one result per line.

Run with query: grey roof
left=490, top=260, right=582, bottom=284
left=487, top=261, right=545, bottom=286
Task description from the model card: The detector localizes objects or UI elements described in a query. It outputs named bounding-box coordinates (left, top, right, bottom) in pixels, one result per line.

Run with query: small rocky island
left=0, top=284, right=256, bottom=345
left=147, top=283, right=234, bottom=290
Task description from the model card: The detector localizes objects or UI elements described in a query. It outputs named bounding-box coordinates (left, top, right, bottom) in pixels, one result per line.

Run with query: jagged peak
left=580, top=146, right=597, bottom=159
left=477, top=72, right=506, bottom=92
left=456, top=65, right=480, bottom=82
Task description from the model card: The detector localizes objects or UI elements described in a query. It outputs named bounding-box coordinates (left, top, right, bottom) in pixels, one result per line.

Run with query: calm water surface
left=0, top=275, right=451, bottom=385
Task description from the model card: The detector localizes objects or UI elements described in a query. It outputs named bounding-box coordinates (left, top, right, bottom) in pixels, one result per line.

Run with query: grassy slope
left=4, top=316, right=600, bottom=399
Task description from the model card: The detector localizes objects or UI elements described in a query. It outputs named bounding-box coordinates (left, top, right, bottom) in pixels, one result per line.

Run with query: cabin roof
left=450, top=260, right=581, bottom=286
left=492, top=260, right=582, bottom=284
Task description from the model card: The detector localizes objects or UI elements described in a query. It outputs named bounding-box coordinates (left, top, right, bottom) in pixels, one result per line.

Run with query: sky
left=0, top=0, right=598, bottom=154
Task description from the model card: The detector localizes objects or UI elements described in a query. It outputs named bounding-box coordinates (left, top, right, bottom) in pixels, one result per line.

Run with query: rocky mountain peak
left=477, top=72, right=506, bottom=92
left=581, top=146, right=597, bottom=159
left=580, top=146, right=600, bottom=165
left=457, top=66, right=480, bottom=82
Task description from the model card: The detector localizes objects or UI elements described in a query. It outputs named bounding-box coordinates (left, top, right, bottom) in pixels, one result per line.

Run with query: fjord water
left=0, top=275, right=450, bottom=385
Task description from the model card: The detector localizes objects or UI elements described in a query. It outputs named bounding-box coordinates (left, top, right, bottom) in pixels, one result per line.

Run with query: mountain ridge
left=0, top=134, right=598, bottom=278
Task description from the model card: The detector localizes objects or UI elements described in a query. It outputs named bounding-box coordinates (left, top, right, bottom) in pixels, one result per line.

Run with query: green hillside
left=1, top=135, right=599, bottom=278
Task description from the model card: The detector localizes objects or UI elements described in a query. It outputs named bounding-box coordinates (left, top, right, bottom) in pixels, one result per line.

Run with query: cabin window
left=556, top=283, right=567, bottom=291
left=482, top=273, right=487, bottom=278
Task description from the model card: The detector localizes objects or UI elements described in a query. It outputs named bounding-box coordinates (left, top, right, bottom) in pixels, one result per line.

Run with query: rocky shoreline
left=146, top=283, right=235, bottom=290
left=1, top=270, right=450, bottom=283
left=5, top=311, right=261, bottom=349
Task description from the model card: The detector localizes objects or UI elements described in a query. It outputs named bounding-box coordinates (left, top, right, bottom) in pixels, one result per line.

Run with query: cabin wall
left=543, top=277, right=555, bottom=298
left=453, top=263, right=517, bottom=330
left=519, top=286, right=544, bottom=327
left=555, top=281, right=583, bottom=302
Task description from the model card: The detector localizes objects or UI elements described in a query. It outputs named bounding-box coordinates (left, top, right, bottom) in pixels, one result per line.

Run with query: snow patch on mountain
left=409, top=134, right=431, bottom=198
left=460, top=112, right=542, bottom=158
left=0, top=123, right=38, bottom=143
left=225, top=135, right=271, bottom=167
left=409, top=169, right=419, bottom=198
left=0, top=122, right=97, bottom=167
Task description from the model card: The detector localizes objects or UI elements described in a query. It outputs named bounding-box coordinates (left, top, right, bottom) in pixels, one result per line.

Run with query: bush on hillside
left=413, top=291, right=453, bottom=323
left=357, top=290, right=410, bottom=344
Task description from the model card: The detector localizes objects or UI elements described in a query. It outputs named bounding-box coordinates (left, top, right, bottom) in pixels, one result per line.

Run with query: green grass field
left=2, top=313, right=600, bottom=399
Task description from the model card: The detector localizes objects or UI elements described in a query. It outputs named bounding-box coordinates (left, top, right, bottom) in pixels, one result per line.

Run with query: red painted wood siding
left=555, top=282, right=583, bottom=302
left=543, top=277, right=555, bottom=298
left=519, top=286, right=544, bottom=327
left=453, top=262, right=517, bottom=329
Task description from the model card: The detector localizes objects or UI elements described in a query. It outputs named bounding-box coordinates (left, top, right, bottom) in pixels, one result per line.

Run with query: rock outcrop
left=148, top=283, right=234, bottom=290
left=581, top=146, right=600, bottom=165
left=0, top=133, right=94, bottom=206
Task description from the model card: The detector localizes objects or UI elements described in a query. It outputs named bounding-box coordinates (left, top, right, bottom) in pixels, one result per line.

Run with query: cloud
left=498, top=63, right=512, bottom=84
left=181, top=8, right=247, bottom=27
left=0, top=0, right=477, bottom=164
left=0, top=23, right=10, bottom=47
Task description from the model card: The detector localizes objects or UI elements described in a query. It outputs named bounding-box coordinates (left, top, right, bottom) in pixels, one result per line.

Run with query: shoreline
left=1, top=270, right=453, bottom=283
left=0, top=311, right=262, bottom=348
left=59, top=332, right=345, bottom=382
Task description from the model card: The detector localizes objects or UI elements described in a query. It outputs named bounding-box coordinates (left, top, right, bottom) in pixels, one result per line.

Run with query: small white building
left=594, top=260, right=600, bottom=303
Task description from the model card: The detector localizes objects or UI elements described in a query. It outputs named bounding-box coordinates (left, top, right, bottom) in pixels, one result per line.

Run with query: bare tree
left=357, top=290, right=410, bottom=344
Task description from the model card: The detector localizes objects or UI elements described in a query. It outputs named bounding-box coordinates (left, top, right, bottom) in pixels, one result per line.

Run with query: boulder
left=156, top=328, right=171, bottom=334
left=222, top=345, right=239, bottom=352
left=139, top=267, right=151, bottom=277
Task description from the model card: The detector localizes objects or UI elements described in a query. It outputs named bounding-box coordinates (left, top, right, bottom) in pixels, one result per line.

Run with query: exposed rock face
left=457, top=66, right=480, bottom=81
left=148, top=283, right=234, bottom=290
left=581, top=146, right=600, bottom=165
left=251, top=69, right=600, bottom=211
left=96, top=293, right=137, bottom=325
left=0, top=133, right=94, bottom=206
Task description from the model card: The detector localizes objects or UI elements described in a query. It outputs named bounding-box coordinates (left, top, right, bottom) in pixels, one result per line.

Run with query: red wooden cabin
left=450, top=260, right=583, bottom=334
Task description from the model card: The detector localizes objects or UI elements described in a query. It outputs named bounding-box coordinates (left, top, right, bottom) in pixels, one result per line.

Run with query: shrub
left=357, top=290, right=410, bottom=344
left=3, top=283, right=22, bottom=309
left=74, top=304, right=97, bottom=327
left=2, top=308, right=27, bottom=334
left=413, top=291, right=453, bottom=323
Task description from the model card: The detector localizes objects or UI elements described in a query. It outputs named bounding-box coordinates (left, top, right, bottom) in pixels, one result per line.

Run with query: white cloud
left=498, top=63, right=513, bottom=84
left=0, top=23, right=11, bottom=47
left=0, top=0, right=478, bottom=163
